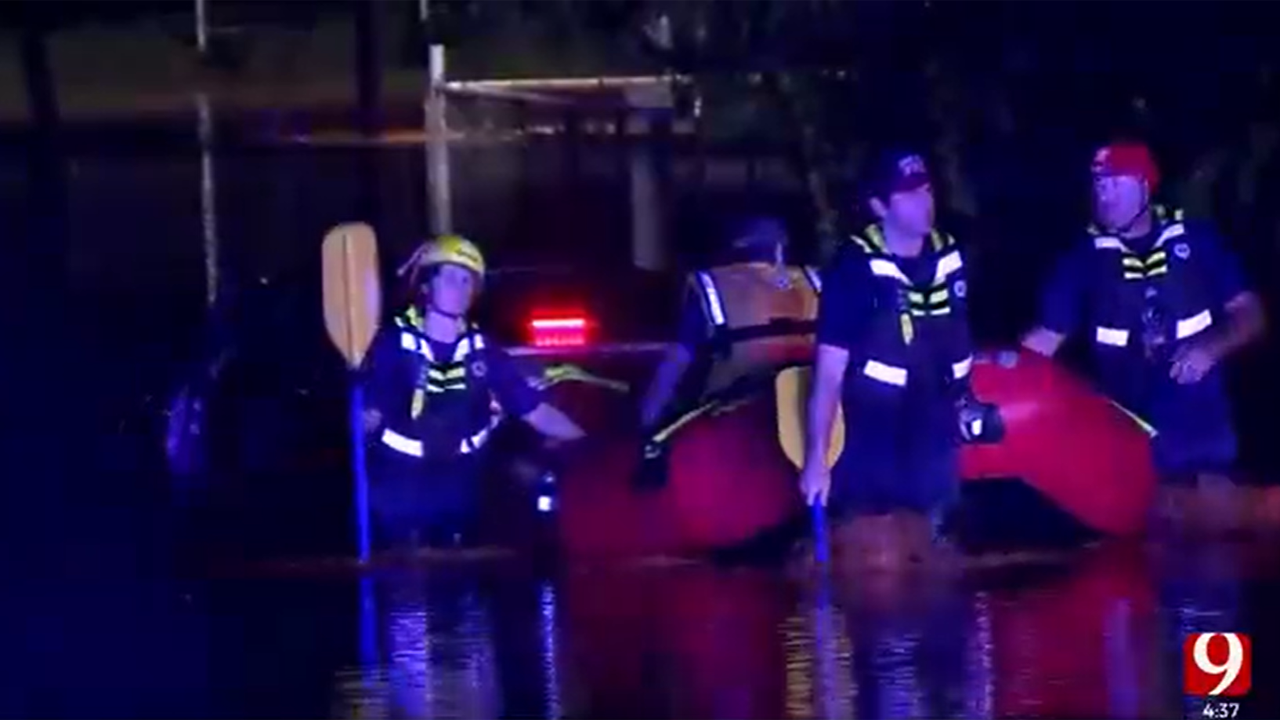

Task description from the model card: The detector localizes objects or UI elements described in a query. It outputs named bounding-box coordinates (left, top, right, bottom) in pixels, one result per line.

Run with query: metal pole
left=421, top=0, right=452, bottom=235
left=195, top=0, right=219, bottom=308
left=197, top=96, right=218, bottom=309
left=195, top=0, right=208, bottom=54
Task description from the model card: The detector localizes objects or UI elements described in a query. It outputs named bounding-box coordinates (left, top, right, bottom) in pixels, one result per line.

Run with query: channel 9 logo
left=1183, top=633, right=1252, bottom=697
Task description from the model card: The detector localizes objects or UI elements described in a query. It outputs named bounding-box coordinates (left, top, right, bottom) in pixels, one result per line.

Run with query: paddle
left=775, top=366, right=844, bottom=558
left=775, top=365, right=844, bottom=470
left=322, top=222, right=382, bottom=562
left=774, top=366, right=839, bottom=717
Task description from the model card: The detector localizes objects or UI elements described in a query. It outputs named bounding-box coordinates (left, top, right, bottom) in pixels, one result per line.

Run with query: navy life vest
left=1083, top=206, right=1218, bottom=396
left=845, top=224, right=974, bottom=395
left=374, top=311, right=501, bottom=461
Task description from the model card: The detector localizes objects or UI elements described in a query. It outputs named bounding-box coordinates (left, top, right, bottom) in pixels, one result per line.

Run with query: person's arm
left=1208, top=291, right=1266, bottom=360
left=1197, top=229, right=1266, bottom=360
left=638, top=286, right=708, bottom=429
left=804, top=343, right=849, bottom=468
left=1022, top=246, right=1087, bottom=358
left=358, top=330, right=400, bottom=433
left=486, top=346, right=586, bottom=442
left=804, top=253, right=867, bottom=468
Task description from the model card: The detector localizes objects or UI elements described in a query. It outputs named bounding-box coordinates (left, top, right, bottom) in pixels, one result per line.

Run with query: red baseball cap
left=1091, top=141, right=1160, bottom=191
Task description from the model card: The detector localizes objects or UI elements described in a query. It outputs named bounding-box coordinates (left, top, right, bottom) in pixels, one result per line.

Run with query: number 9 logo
left=1185, top=632, right=1252, bottom=697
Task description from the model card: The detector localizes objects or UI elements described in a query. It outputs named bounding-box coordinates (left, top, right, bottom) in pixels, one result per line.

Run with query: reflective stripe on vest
left=379, top=411, right=500, bottom=458
left=1093, top=223, right=1185, bottom=280
left=1094, top=308, right=1213, bottom=347
left=861, top=354, right=973, bottom=387
left=399, top=330, right=486, bottom=394
left=801, top=265, right=823, bottom=294
left=694, top=271, right=728, bottom=326
left=856, top=227, right=969, bottom=386
left=399, top=330, right=486, bottom=362
left=1090, top=220, right=1212, bottom=348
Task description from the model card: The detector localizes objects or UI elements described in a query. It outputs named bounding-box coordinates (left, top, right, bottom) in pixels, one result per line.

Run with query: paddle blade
left=322, top=223, right=382, bottom=369
left=775, top=366, right=845, bottom=469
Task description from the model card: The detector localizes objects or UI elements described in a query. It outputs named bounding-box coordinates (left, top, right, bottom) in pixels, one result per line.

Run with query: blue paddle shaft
left=812, top=503, right=830, bottom=565
left=351, top=383, right=372, bottom=562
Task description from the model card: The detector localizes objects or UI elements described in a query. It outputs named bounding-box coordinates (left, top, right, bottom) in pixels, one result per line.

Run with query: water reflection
left=336, top=571, right=501, bottom=719
left=321, top=542, right=1274, bottom=720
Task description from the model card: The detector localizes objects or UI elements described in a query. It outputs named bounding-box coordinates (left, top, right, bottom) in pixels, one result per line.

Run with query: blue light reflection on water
left=310, top=542, right=1274, bottom=720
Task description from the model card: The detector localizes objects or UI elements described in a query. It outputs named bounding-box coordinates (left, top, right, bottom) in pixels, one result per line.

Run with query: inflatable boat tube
left=557, top=349, right=1157, bottom=560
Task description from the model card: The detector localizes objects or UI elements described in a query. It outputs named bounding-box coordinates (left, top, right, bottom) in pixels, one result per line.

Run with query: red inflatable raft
left=557, top=349, right=1157, bottom=560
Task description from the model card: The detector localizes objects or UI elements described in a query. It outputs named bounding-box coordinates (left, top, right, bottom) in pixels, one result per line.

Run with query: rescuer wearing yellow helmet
left=361, top=234, right=585, bottom=551
left=639, top=215, right=823, bottom=429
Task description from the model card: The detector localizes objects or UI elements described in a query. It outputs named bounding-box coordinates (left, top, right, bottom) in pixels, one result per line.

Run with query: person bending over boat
left=638, top=215, right=822, bottom=430
left=360, top=235, right=585, bottom=551
left=1021, top=141, right=1265, bottom=537
left=800, top=148, right=981, bottom=571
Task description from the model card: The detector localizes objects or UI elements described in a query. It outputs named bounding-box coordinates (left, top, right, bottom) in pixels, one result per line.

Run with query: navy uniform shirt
left=1037, top=220, right=1249, bottom=338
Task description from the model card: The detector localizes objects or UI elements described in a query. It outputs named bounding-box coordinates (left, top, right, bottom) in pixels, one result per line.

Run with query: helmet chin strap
left=1110, top=200, right=1151, bottom=237
left=426, top=302, right=464, bottom=322
left=1100, top=181, right=1152, bottom=237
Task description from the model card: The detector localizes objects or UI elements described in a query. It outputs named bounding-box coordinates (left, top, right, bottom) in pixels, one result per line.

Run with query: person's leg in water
left=897, top=444, right=962, bottom=571
left=827, top=391, right=916, bottom=574
left=369, top=447, right=428, bottom=554
left=415, top=455, right=485, bottom=549
left=1148, top=373, right=1241, bottom=538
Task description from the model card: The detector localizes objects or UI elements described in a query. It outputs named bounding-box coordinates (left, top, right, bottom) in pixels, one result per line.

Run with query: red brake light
left=528, top=312, right=591, bottom=348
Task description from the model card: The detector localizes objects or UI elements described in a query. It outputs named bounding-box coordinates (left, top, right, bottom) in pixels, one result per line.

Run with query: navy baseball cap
left=864, top=148, right=932, bottom=201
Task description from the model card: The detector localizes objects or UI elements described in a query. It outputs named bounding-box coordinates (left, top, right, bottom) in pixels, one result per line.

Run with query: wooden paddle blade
left=775, top=366, right=845, bottom=469
left=322, top=223, right=382, bottom=369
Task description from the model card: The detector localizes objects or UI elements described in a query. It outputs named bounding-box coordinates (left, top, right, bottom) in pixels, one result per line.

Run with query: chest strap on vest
left=400, top=328, right=486, bottom=418
left=1094, top=222, right=1185, bottom=280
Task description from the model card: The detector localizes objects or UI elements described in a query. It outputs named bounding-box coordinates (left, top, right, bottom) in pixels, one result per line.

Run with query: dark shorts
left=828, top=383, right=961, bottom=521
left=1142, top=372, right=1238, bottom=483
left=369, top=445, right=484, bottom=548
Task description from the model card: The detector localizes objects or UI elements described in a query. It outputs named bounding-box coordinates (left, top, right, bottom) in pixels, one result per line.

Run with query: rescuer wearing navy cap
left=1022, top=141, right=1265, bottom=536
left=360, top=235, right=585, bottom=551
left=800, top=148, right=981, bottom=570
left=639, top=214, right=823, bottom=430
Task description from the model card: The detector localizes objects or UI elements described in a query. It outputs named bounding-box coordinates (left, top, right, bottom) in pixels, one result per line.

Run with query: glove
left=957, top=395, right=1003, bottom=444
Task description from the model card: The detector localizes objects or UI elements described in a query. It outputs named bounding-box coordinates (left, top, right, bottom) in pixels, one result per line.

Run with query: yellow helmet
left=418, top=234, right=486, bottom=276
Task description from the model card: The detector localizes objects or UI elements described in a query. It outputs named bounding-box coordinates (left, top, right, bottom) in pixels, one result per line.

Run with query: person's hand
left=362, top=409, right=383, bottom=433
left=799, top=461, right=831, bottom=507
left=1170, top=340, right=1220, bottom=384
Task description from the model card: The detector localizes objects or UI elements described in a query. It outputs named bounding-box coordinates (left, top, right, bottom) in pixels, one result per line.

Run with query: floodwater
left=12, top=537, right=1280, bottom=718
left=9, top=111, right=1280, bottom=718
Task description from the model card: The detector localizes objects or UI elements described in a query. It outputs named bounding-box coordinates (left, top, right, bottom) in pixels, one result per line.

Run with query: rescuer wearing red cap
left=1022, top=141, right=1266, bottom=535
left=801, top=148, right=982, bottom=570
